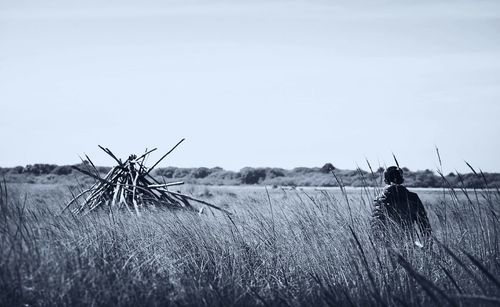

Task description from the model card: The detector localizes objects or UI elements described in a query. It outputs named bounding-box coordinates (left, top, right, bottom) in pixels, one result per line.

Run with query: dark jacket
left=372, top=184, right=432, bottom=238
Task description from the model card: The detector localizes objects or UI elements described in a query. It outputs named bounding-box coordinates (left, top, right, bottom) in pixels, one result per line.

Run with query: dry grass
left=1, top=179, right=499, bottom=306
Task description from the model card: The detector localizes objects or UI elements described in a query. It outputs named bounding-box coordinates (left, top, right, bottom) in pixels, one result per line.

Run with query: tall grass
left=1, top=177, right=499, bottom=306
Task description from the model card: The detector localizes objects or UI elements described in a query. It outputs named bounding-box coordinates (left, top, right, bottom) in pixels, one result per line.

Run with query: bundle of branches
left=63, top=139, right=230, bottom=215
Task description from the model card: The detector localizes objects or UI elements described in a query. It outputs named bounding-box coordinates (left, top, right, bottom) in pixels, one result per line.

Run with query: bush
left=240, top=168, right=267, bottom=184
left=291, top=167, right=318, bottom=174
left=266, top=168, right=286, bottom=179
left=8, top=166, right=24, bottom=174
left=24, top=164, right=57, bottom=175
left=414, top=170, right=438, bottom=188
left=191, top=167, right=212, bottom=179
left=173, top=168, right=193, bottom=178
left=208, top=170, right=239, bottom=181
left=51, top=165, right=73, bottom=175
left=320, top=163, right=335, bottom=173
left=156, top=167, right=177, bottom=178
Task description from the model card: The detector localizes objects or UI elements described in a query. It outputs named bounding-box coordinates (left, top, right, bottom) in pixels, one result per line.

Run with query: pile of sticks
left=63, top=139, right=229, bottom=215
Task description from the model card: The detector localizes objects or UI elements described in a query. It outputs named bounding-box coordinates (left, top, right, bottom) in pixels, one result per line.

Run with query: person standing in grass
left=371, top=166, right=432, bottom=244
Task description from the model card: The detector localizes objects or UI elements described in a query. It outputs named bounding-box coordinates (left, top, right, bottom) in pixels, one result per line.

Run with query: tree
left=191, top=167, right=211, bottom=179
left=266, top=168, right=285, bottom=178
left=52, top=165, right=73, bottom=175
left=173, top=168, right=192, bottom=178
left=321, top=163, right=335, bottom=173
left=240, top=168, right=267, bottom=184
left=156, top=167, right=177, bottom=178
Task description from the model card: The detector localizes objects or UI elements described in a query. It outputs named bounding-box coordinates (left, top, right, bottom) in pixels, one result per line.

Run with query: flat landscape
left=1, top=178, right=499, bottom=306
left=2, top=0, right=500, bottom=306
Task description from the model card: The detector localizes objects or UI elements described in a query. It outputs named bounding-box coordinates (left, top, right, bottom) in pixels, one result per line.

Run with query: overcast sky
left=1, top=0, right=499, bottom=173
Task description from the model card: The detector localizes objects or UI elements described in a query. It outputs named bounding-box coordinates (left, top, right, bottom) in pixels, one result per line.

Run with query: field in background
left=4, top=163, right=500, bottom=188
left=1, top=182, right=499, bottom=306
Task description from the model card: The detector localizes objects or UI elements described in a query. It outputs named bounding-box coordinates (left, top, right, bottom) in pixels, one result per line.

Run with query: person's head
left=384, top=166, right=404, bottom=184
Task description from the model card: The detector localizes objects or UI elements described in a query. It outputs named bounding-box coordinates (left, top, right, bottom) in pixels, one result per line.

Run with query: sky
left=1, top=0, right=500, bottom=173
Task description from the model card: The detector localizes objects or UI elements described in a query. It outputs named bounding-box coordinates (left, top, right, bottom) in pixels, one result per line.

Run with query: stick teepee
left=63, top=139, right=230, bottom=215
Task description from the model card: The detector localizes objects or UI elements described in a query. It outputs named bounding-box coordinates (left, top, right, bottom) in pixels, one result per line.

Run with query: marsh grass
left=1, top=174, right=499, bottom=306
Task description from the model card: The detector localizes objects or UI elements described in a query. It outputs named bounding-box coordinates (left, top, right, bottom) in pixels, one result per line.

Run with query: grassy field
left=1, top=181, right=499, bottom=306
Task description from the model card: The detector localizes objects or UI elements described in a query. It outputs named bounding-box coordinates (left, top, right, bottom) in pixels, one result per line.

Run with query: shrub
left=51, top=165, right=73, bottom=175
left=291, top=167, right=318, bottom=174
left=173, top=168, right=193, bottom=178
left=156, top=167, right=177, bottom=178
left=240, top=167, right=267, bottom=184
left=24, top=164, right=57, bottom=175
left=266, top=168, right=286, bottom=179
left=9, top=166, right=24, bottom=174
left=320, top=163, right=335, bottom=173
left=191, top=167, right=212, bottom=179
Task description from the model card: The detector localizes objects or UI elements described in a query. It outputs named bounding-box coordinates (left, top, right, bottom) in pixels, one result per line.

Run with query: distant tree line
left=1, top=163, right=499, bottom=189
left=0, top=163, right=110, bottom=176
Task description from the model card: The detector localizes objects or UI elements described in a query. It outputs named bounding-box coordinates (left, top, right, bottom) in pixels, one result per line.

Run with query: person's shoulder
left=407, top=190, right=422, bottom=202
left=383, top=184, right=395, bottom=192
left=384, top=184, right=406, bottom=193
left=377, top=185, right=397, bottom=201
left=405, top=186, right=418, bottom=196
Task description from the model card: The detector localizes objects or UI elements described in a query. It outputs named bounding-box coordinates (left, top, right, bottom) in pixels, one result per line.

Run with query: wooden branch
left=166, top=190, right=232, bottom=215
left=98, top=145, right=123, bottom=166
left=144, top=138, right=185, bottom=176
left=148, top=182, right=184, bottom=188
